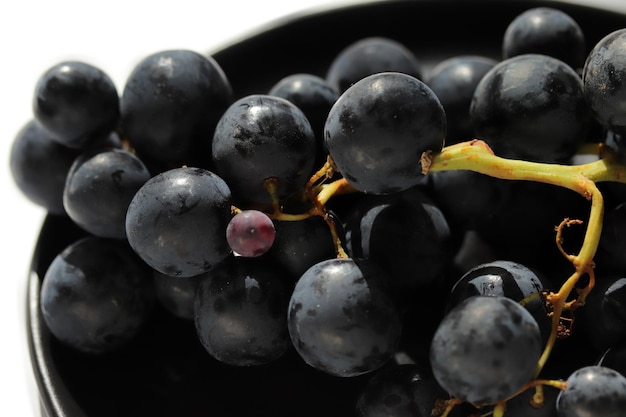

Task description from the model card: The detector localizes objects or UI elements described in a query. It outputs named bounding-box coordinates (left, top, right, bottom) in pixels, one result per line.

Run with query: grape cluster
left=13, top=4, right=626, bottom=417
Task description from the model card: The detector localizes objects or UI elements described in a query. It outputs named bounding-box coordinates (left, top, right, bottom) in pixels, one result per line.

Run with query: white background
left=2, top=0, right=626, bottom=415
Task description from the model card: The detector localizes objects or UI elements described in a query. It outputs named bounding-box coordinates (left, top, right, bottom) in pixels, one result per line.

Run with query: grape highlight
left=13, top=5, right=626, bottom=417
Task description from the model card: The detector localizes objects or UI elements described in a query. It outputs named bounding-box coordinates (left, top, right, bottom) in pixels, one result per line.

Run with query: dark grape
left=119, top=49, right=233, bottom=169
left=470, top=53, right=592, bottom=162
left=355, top=364, right=449, bottom=417
left=226, top=210, right=276, bottom=257
left=342, top=187, right=453, bottom=297
left=556, top=365, right=626, bottom=417
left=40, top=236, right=155, bottom=354
left=32, top=60, right=120, bottom=149
left=446, top=260, right=552, bottom=345
left=576, top=274, right=626, bottom=352
left=125, top=167, right=233, bottom=277
left=63, top=147, right=151, bottom=239
left=288, top=258, right=401, bottom=377
left=9, top=119, right=80, bottom=214
left=265, top=213, right=338, bottom=281
left=595, top=202, right=626, bottom=273
left=582, top=29, right=626, bottom=136
left=324, top=72, right=446, bottom=194
left=430, top=295, right=542, bottom=404
left=268, top=73, right=339, bottom=167
left=211, top=94, right=317, bottom=206
left=425, top=55, right=498, bottom=143
left=502, top=7, right=586, bottom=70
left=194, top=256, right=291, bottom=366
left=326, top=37, right=422, bottom=94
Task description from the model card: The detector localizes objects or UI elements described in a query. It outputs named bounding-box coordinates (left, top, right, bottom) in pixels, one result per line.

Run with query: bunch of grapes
left=12, top=5, right=626, bottom=417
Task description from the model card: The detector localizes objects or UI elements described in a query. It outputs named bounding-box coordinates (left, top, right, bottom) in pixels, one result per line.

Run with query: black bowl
left=27, top=1, right=626, bottom=416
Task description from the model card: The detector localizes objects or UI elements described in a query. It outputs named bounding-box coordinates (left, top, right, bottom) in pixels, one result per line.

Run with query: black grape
left=502, top=7, right=587, bottom=71
left=596, top=202, right=626, bottom=274
left=446, top=260, right=552, bottom=345
left=576, top=274, right=626, bottom=353
left=32, top=60, right=120, bottom=149
left=342, top=186, right=453, bottom=298
left=326, top=37, right=422, bottom=94
left=288, top=257, right=401, bottom=377
left=119, top=49, right=233, bottom=170
left=556, top=366, right=626, bottom=417
left=425, top=55, right=498, bottom=143
left=211, top=94, right=317, bottom=206
left=268, top=73, right=339, bottom=168
left=470, top=53, right=592, bottom=163
left=265, top=213, right=338, bottom=282
left=582, top=29, right=626, bottom=136
left=194, top=256, right=291, bottom=366
left=40, top=236, right=155, bottom=354
left=125, top=167, right=233, bottom=277
left=9, top=119, right=81, bottom=214
left=324, top=72, right=446, bottom=194
left=430, top=295, right=542, bottom=404
left=63, top=147, right=151, bottom=239
left=355, top=364, right=450, bottom=417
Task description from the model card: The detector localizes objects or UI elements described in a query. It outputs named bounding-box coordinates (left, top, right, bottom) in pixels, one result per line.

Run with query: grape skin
left=40, top=236, right=155, bottom=354
left=556, top=366, right=626, bottom=417
left=63, top=148, right=151, bottom=239
left=583, top=29, right=626, bottom=136
left=430, top=295, right=542, bottom=404
left=288, top=258, right=401, bottom=377
left=226, top=210, right=276, bottom=257
left=502, top=7, right=587, bottom=71
left=125, top=167, right=233, bottom=277
left=324, top=72, right=446, bottom=194
left=470, top=53, right=592, bottom=163
left=32, top=61, right=120, bottom=149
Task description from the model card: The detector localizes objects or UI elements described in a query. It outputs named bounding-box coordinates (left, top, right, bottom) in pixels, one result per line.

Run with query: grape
left=425, top=55, right=498, bottom=143
left=324, top=72, right=446, bottom=194
left=63, top=147, right=151, bottom=239
left=355, top=364, right=450, bottom=417
left=342, top=186, right=453, bottom=297
left=556, top=365, right=626, bottom=417
left=211, top=94, right=317, bottom=206
left=326, top=37, right=423, bottom=94
left=502, top=7, right=587, bottom=70
left=265, top=213, right=338, bottom=281
left=119, top=49, right=233, bottom=169
left=125, top=167, right=233, bottom=277
left=268, top=73, right=339, bottom=167
left=32, top=60, right=120, bottom=149
left=9, top=119, right=81, bottom=214
left=287, top=257, right=401, bottom=377
left=470, top=53, right=592, bottom=163
left=194, top=256, right=290, bottom=366
left=226, top=210, right=276, bottom=257
left=446, top=260, right=553, bottom=345
left=430, top=295, right=542, bottom=404
left=40, top=236, right=155, bottom=354
left=582, top=29, right=626, bottom=136
left=576, top=274, right=626, bottom=352
left=596, top=202, right=626, bottom=273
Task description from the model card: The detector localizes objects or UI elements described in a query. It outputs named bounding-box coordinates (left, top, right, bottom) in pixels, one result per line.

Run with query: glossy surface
left=27, top=1, right=626, bottom=416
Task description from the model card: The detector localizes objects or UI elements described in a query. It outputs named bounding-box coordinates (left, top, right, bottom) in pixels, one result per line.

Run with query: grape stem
left=421, top=139, right=626, bottom=379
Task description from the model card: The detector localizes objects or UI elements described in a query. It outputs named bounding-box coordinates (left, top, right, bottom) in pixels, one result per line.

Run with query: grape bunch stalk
left=11, top=5, right=626, bottom=417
